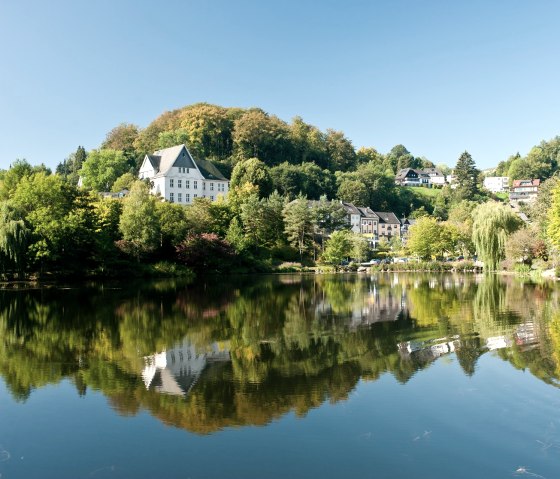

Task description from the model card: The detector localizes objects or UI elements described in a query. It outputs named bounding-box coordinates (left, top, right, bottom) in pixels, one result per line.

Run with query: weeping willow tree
left=0, top=202, right=29, bottom=276
left=472, top=202, right=521, bottom=271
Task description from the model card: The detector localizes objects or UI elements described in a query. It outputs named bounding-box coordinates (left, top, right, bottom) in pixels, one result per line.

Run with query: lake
left=1, top=273, right=559, bottom=478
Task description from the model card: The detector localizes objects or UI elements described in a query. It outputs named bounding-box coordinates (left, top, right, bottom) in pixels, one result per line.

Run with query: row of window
left=168, top=179, right=227, bottom=191
left=169, top=193, right=216, bottom=203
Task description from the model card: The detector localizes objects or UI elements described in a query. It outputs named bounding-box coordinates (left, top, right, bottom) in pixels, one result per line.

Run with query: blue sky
left=1, top=0, right=558, bottom=171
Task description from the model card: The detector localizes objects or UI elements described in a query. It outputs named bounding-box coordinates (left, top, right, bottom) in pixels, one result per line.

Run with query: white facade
left=139, top=144, right=229, bottom=204
left=483, top=176, right=509, bottom=193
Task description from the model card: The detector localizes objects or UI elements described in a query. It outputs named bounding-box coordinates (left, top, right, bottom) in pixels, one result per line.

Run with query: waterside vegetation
left=2, top=103, right=560, bottom=279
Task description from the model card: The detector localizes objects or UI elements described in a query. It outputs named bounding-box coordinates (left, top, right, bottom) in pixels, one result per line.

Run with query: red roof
left=512, top=179, right=540, bottom=187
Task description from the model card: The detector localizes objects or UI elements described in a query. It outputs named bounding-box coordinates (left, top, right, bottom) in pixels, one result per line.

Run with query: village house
left=423, top=168, right=446, bottom=186
left=339, top=202, right=402, bottom=247
left=138, top=144, right=229, bottom=203
left=395, top=168, right=431, bottom=187
left=510, top=179, right=540, bottom=203
left=483, top=176, right=509, bottom=193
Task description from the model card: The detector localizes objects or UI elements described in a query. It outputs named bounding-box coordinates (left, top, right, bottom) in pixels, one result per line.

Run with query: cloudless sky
left=1, top=0, right=559, bottom=171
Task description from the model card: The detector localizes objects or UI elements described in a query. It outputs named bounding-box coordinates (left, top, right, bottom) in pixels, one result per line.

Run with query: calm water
left=1, top=273, right=560, bottom=478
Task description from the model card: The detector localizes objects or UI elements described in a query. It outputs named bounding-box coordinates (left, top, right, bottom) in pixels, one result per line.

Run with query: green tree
left=79, top=149, right=129, bottom=192
left=230, top=158, right=273, bottom=198
left=337, top=179, right=369, bottom=206
left=102, top=123, right=140, bottom=169
left=232, top=109, right=292, bottom=166
left=118, top=181, right=160, bottom=260
left=472, top=202, right=522, bottom=270
left=454, top=151, right=480, bottom=201
left=0, top=201, right=28, bottom=275
left=322, top=230, right=353, bottom=267
left=325, top=129, right=356, bottom=172
left=283, top=196, right=316, bottom=261
left=111, top=172, right=136, bottom=192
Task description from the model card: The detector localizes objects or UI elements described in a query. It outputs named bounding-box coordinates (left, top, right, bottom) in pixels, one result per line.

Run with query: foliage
left=472, top=202, right=522, bottom=271
left=230, top=158, right=273, bottom=198
left=0, top=201, right=28, bottom=275
left=453, top=151, right=480, bottom=201
left=282, top=195, right=316, bottom=261
left=79, top=149, right=130, bottom=192
left=176, top=233, right=236, bottom=273
left=118, top=181, right=160, bottom=260
left=322, top=230, right=353, bottom=266
left=406, top=217, right=456, bottom=259
left=505, top=226, right=544, bottom=265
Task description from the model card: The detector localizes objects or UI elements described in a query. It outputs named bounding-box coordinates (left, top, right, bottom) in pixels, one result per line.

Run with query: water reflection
left=0, top=274, right=559, bottom=433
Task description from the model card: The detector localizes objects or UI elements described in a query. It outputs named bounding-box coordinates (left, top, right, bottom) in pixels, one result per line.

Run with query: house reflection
left=142, top=340, right=230, bottom=396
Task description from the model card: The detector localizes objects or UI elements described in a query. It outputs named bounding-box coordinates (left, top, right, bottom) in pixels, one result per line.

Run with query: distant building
left=139, top=144, right=229, bottom=203
left=423, top=168, right=446, bottom=186
left=99, top=189, right=129, bottom=199
left=510, top=179, right=540, bottom=203
left=395, top=168, right=431, bottom=187
left=340, top=202, right=362, bottom=233
left=483, top=176, right=509, bottom=193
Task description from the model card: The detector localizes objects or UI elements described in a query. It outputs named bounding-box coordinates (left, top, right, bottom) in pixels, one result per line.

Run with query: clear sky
left=1, top=0, right=559, bottom=171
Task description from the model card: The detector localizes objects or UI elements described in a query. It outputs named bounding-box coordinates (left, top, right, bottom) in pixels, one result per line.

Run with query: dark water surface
left=1, top=273, right=560, bottom=478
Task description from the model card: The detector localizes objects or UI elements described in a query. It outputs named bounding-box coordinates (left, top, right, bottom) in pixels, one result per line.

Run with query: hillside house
left=395, top=168, right=430, bottom=187
left=510, top=179, right=540, bottom=203
left=139, top=144, right=229, bottom=203
left=483, top=176, right=509, bottom=193
left=423, top=168, right=446, bottom=186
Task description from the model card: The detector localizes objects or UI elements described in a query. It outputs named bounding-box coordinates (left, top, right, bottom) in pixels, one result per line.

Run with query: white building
left=483, top=176, right=509, bottom=193
left=139, top=144, right=229, bottom=203
left=423, top=168, right=446, bottom=186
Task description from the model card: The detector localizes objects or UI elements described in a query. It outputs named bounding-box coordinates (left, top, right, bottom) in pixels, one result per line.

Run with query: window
left=210, top=182, right=214, bottom=191
left=186, top=193, right=190, bottom=202
left=211, top=195, right=214, bottom=201
left=178, top=193, right=182, bottom=203
left=169, top=179, right=174, bottom=188
left=169, top=193, right=174, bottom=203
left=203, top=182, right=206, bottom=190
left=194, top=181, right=198, bottom=189
left=194, top=194, right=198, bottom=198
left=177, top=180, right=182, bottom=188
left=186, top=180, right=190, bottom=189
left=186, top=168, right=189, bottom=174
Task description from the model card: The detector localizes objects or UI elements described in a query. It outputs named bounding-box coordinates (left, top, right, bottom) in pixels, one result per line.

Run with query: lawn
left=408, top=186, right=442, bottom=198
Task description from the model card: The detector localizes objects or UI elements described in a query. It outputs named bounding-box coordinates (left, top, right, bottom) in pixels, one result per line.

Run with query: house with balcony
left=356, top=207, right=401, bottom=248
left=510, top=179, right=540, bottom=203
left=483, top=176, right=509, bottom=193
left=139, top=144, right=229, bottom=204
left=423, top=168, right=446, bottom=186
left=395, top=168, right=431, bottom=187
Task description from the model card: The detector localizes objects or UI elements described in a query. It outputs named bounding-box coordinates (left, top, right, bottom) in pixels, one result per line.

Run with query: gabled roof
left=357, top=207, right=378, bottom=219
left=512, top=179, right=540, bottom=188
left=148, top=144, right=196, bottom=177
left=341, top=202, right=361, bottom=215
left=395, top=168, right=417, bottom=179
left=196, top=158, right=228, bottom=181
left=424, top=168, right=444, bottom=176
left=374, top=211, right=401, bottom=224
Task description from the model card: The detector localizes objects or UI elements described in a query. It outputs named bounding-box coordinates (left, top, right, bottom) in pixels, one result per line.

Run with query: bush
left=514, top=264, right=532, bottom=275
left=150, top=262, right=195, bottom=278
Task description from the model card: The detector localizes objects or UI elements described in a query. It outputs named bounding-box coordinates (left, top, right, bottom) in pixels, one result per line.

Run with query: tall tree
left=118, top=181, right=160, bottom=260
left=0, top=202, right=28, bottom=275
left=283, top=195, right=316, bottom=261
left=230, top=158, right=273, bottom=198
left=79, top=149, right=129, bottom=192
left=472, top=202, right=521, bottom=270
left=454, top=151, right=480, bottom=201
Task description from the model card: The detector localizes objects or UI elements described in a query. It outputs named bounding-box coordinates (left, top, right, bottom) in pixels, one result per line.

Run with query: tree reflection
left=0, top=274, right=559, bottom=433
